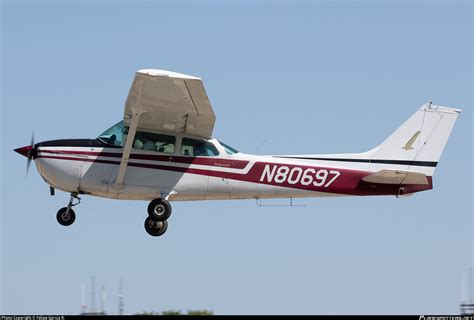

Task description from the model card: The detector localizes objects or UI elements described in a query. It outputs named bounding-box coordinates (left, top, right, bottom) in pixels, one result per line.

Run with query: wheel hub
left=148, top=219, right=162, bottom=229
left=154, top=204, right=165, bottom=216
left=61, top=212, right=70, bottom=220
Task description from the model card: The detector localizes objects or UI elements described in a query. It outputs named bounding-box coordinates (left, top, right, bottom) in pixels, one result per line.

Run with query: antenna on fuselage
left=255, top=139, right=269, bottom=155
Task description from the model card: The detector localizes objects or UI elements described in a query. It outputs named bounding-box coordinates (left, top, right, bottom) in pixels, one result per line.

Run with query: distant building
left=460, top=268, right=474, bottom=315
left=460, top=303, right=474, bottom=315
left=80, top=276, right=108, bottom=315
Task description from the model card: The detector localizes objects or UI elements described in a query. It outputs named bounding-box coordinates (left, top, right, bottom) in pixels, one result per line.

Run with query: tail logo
left=402, top=131, right=421, bottom=150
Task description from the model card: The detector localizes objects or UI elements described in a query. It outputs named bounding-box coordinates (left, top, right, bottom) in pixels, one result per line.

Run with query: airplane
left=14, top=69, right=461, bottom=237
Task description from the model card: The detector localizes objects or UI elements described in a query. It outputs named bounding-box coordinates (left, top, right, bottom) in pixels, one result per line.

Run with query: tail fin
left=370, top=102, right=461, bottom=176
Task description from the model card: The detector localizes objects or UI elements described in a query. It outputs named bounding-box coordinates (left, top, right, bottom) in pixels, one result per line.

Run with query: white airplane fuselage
left=26, top=137, right=433, bottom=202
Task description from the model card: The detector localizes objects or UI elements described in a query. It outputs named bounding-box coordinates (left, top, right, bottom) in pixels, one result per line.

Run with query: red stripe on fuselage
left=36, top=151, right=433, bottom=196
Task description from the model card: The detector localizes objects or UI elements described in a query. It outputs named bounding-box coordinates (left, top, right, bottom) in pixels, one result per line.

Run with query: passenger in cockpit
left=143, top=139, right=156, bottom=151
left=133, top=139, right=143, bottom=149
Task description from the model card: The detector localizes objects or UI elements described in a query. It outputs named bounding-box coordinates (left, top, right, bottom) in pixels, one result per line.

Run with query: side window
left=181, top=138, right=219, bottom=157
left=132, top=131, right=176, bottom=154
left=218, top=140, right=239, bottom=155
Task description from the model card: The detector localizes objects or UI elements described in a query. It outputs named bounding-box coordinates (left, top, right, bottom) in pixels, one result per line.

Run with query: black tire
left=144, top=217, right=168, bottom=237
left=56, top=207, right=76, bottom=226
left=147, top=198, right=172, bottom=221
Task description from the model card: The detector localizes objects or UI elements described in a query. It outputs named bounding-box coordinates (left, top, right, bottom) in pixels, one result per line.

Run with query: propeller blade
left=26, top=156, right=32, bottom=177
left=26, top=131, right=35, bottom=178
left=30, top=131, right=34, bottom=147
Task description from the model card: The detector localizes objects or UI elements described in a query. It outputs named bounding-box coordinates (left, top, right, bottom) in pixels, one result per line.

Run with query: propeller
left=26, top=131, right=35, bottom=176
left=14, top=131, right=37, bottom=177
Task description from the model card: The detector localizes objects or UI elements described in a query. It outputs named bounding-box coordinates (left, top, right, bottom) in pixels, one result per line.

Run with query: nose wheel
left=144, top=198, right=171, bottom=237
left=56, top=193, right=80, bottom=227
left=57, top=207, right=76, bottom=226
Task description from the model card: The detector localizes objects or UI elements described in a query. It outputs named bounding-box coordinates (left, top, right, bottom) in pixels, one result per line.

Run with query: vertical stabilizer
left=370, top=102, right=461, bottom=175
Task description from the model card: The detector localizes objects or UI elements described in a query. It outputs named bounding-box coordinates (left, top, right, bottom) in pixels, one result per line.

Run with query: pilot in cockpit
left=194, top=144, right=207, bottom=156
left=109, top=134, right=117, bottom=145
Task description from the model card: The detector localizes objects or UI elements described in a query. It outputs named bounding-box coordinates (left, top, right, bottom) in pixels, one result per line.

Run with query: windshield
left=98, top=120, right=129, bottom=146
left=218, top=140, right=239, bottom=155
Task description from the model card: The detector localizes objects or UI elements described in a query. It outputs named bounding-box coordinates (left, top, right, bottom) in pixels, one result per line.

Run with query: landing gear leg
left=56, top=192, right=80, bottom=226
left=144, top=198, right=171, bottom=237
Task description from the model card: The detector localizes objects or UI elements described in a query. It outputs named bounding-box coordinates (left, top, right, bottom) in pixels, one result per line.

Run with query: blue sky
left=1, top=0, right=472, bottom=315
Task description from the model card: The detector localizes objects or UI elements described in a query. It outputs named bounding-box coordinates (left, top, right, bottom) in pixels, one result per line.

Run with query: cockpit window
left=218, top=140, right=239, bottom=155
left=181, top=138, right=219, bottom=157
left=133, top=131, right=176, bottom=154
left=98, top=120, right=129, bottom=146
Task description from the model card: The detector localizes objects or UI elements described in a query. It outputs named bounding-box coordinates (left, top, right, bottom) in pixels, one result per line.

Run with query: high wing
left=124, top=69, right=215, bottom=138
left=114, top=69, right=216, bottom=187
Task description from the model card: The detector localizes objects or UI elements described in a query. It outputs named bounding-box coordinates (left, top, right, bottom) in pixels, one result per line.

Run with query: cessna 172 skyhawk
left=14, top=69, right=461, bottom=237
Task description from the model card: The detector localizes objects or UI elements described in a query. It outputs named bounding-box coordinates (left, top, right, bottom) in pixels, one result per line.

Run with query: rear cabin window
left=180, top=138, right=219, bottom=157
left=132, top=131, right=176, bottom=154
left=219, top=140, right=239, bottom=155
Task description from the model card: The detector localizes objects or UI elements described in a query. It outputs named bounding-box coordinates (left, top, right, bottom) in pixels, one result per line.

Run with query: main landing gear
left=144, top=198, right=172, bottom=237
left=56, top=193, right=81, bottom=226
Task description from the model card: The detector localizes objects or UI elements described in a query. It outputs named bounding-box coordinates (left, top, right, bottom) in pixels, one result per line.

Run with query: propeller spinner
left=14, top=132, right=37, bottom=176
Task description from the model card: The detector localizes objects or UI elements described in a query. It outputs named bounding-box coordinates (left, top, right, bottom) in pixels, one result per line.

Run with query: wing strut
left=112, top=108, right=144, bottom=189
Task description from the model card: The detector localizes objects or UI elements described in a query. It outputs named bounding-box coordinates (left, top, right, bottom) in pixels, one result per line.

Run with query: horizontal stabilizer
left=362, top=170, right=429, bottom=185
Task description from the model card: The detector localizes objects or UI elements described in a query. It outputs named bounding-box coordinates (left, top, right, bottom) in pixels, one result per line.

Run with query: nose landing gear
left=56, top=193, right=81, bottom=226
left=144, top=198, right=172, bottom=237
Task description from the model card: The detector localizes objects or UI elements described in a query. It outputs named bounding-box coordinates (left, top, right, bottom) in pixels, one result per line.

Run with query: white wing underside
left=124, top=69, right=215, bottom=138
left=114, top=69, right=216, bottom=187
